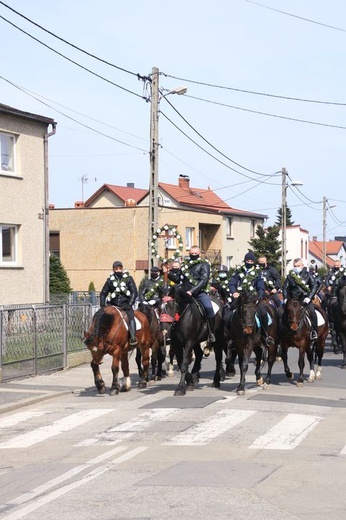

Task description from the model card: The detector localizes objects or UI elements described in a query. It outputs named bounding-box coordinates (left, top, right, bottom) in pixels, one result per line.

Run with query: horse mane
left=93, top=308, right=115, bottom=339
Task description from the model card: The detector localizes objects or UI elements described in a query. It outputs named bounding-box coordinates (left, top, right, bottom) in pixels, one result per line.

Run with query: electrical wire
left=0, top=75, right=148, bottom=153
left=0, top=14, right=143, bottom=99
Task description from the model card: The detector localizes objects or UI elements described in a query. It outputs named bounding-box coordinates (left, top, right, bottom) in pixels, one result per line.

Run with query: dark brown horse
left=279, top=299, right=329, bottom=385
left=84, top=306, right=153, bottom=395
left=331, top=281, right=346, bottom=368
left=223, top=290, right=279, bottom=395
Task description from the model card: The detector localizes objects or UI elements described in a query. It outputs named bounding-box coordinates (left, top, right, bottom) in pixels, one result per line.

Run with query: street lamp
left=281, top=167, right=303, bottom=278
left=322, top=197, right=337, bottom=269
left=148, top=66, right=187, bottom=268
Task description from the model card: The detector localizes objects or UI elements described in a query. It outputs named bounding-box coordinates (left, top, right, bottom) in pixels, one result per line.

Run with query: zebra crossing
left=0, top=403, right=345, bottom=455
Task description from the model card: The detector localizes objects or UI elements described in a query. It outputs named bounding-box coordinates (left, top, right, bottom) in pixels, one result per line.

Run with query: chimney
left=127, top=182, right=135, bottom=188
left=178, top=174, right=190, bottom=190
left=49, top=204, right=55, bottom=210
left=74, top=201, right=84, bottom=208
left=312, top=236, right=317, bottom=241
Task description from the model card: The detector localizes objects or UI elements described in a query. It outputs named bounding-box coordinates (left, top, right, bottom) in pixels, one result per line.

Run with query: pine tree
left=275, top=206, right=294, bottom=226
left=248, top=225, right=281, bottom=272
left=49, top=254, right=72, bottom=294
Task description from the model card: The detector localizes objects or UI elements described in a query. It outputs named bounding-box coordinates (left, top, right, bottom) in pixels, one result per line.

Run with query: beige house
left=0, top=104, right=56, bottom=305
left=49, top=175, right=266, bottom=291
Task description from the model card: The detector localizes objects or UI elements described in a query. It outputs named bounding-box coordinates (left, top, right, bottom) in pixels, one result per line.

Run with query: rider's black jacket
left=100, top=272, right=138, bottom=309
left=260, top=265, right=282, bottom=291
left=282, top=267, right=318, bottom=301
left=325, top=268, right=346, bottom=297
left=138, top=276, right=165, bottom=303
left=168, top=260, right=210, bottom=296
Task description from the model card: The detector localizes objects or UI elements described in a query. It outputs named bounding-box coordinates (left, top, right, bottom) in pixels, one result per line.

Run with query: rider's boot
left=310, top=311, right=318, bottom=341
left=128, top=318, right=138, bottom=346
left=207, top=316, right=216, bottom=344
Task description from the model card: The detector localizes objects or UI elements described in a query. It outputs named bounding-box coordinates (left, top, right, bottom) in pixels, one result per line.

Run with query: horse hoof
left=168, top=371, right=175, bottom=378
left=307, top=377, right=315, bottom=383
left=174, top=388, right=186, bottom=396
left=257, top=377, right=264, bottom=386
left=341, top=364, right=346, bottom=370
left=263, top=382, right=270, bottom=390
left=97, top=386, right=106, bottom=394
left=297, top=381, right=304, bottom=387
left=137, top=381, right=147, bottom=389
left=212, top=381, right=220, bottom=388
left=110, top=388, right=119, bottom=396
left=237, top=389, right=245, bottom=396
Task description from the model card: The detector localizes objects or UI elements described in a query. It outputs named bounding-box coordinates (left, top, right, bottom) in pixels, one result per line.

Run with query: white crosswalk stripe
left=77, top=408, right=179, bottom=446
left=163, top=409, right=256, bottom=446
left=248, top=413, right=323, bottom=450
left=0, top=409, right=114, bottom=449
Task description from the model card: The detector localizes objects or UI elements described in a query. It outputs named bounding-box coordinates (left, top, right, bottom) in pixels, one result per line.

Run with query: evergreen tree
left=49, top=254, right=72, bottom=294
left=275, top=206, right=294, bottom=226
left=248, top=225, right=281, bottom=272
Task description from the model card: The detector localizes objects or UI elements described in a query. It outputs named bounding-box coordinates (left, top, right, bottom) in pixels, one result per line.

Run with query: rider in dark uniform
left=257, top=255, right=282, bottom=308
left=167, top=245, right=216, bottom=343
left=210, top=265, right=232, bottom=303
left=282, top=257, right=318, bottom=340
left=100, top=260, right=138, bottom=346
left=325, top=260, right=346, bottom=329
left=139, top=266, right=165, bottom=307
left=228, top=251, right=274, bottom=346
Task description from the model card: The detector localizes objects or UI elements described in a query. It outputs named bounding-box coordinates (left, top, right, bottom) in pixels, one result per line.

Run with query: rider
left=210, top=264, right=232, bottom=303
left=166, top=245, right=216, bottom=343
left=138, top=266, right=165, bottom=306
left=257, top=255, right=282, bottom=309
left=325, top=260, right=346, bottom=298
left=282, top=257, right=318, bottom=341
left=228, top=251, right=274, bottom=346
left=100, top=260, right=138, bottom=346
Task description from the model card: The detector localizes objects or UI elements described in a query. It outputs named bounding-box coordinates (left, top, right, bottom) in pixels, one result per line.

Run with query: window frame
left=0, top=132, right=16, bottom=176
left=185, top=227, right=194, bottom=250
left=0, top=224, right=18, bottom=266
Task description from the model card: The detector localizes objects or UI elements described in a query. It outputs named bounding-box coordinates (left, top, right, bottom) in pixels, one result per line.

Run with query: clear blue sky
left=1, top=0, right=346, bottom=241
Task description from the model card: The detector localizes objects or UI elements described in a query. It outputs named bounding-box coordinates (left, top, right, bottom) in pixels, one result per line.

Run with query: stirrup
left=129, top=337, right=138, bottom=346
left=310, top=330, right=318, bottom=340
left=208, top=332, right=216, bottom=344
left=265, top=336, right=275, bottom=347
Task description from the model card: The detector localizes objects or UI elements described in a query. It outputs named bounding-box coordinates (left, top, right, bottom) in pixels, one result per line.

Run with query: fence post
left=33, top=305, right=38, bottom=375
left=0, top=309, right=3, bottom=381
left=62, top=304, right=67, bottom=369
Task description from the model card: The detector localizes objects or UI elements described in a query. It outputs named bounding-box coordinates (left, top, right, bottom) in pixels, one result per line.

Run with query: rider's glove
left=303, top=297, right=311, bottom=305
left=148, top=299, right=156, bottom=306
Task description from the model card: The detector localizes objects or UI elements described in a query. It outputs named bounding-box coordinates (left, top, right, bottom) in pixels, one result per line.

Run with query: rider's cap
left=112, top=261, right=123, bottom=268
left=150, top=266, right=160, bottom=272
left=218, top=264, right=228, bottom=272
left=244, top=251, right=256, bottom=262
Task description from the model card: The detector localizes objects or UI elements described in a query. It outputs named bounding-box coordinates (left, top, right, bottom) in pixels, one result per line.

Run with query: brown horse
left=224, top=290, right=279, bottom=395
left=84, top=306, right=152, bottom=395
left=279, top=299, right=329, bottom=385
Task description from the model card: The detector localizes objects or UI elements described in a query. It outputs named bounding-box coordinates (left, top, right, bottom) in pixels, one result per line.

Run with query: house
left=309, top=239, right=346, bottom=269
left=0, top=104, right=56, bottom=305
left=49, top=175, right=267, bottom=291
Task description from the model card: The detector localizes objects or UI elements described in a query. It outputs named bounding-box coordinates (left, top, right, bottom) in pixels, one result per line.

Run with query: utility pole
left=281, top=167, right=287, bottom=278
left=322, top=196, right=327, bottom=269
left=148, top=67, right=159, bottom=268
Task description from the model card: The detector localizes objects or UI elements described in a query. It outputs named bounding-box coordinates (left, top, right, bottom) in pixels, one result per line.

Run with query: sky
left=1, top=0, right=346, bottom=242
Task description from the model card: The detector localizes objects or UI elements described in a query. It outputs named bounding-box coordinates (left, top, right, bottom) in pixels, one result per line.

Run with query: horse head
left=236, top=290, right=258, bottom=335
left=284, top=299, right=305, bottom=332
left=84, top=308, right=115, bottom=356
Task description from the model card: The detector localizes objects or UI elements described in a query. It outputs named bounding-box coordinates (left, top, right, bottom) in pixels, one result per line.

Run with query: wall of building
left=0, top=114, right=48, bottom=305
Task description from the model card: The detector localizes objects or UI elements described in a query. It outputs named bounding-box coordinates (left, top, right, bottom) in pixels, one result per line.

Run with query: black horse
left=331, top=280, right=346, bottom=368
left=168, top=285, right=225, bottom=396
left=221, top=290, right=279, bottom=395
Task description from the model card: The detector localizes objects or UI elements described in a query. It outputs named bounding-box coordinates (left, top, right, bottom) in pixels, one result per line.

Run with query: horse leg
left=237, top=350, right=248, bottom=396
left=138, top=343, right=150, bottom=389
left=306, top=343, right=316, bottom=383
left=174, top=345, right=189, bottom=396
left=254, top=345, right=264, bottom=386
left=110, top=354, right=122, bottom=395
left=297, top=348, right=306, bottom=386
left=213, top=341, right=224, bottom=388
left=264, top=343, right=277, bottom=387
left=225, top=342, right=236, bottom=377
left=191, top=344, right=203, bottom=388
left=280, top=343, right=293, bottom=380
left=91, top=360, right=106, bottom=394
left=155, top=344, right=166, bottom=381
left=135, top=347, right=143, bottom=379
left=339, top=332, right=346, bottom=369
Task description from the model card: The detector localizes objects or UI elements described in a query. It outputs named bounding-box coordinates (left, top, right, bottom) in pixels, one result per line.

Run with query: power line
left=241, top=0, right=346, bottom=34
left=0, top=14, right=143, bottom=99
left=0, top=0, right=139, bottom=78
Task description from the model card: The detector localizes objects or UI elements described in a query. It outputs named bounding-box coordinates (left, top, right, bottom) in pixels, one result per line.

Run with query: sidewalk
left=0, top=360, right=100, bottom=415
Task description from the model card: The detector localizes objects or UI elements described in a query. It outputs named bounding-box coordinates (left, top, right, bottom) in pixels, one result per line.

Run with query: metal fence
left=0, top=303, right=93, bottom=381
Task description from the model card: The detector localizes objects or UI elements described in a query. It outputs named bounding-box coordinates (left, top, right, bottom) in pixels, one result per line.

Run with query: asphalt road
left=0, top=341, right=345, bottom=520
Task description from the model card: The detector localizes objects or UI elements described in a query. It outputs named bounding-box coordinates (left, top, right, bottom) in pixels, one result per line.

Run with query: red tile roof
left=84, top=183, right=147, bottom=207
left=309, top=240, right=344, bottom=268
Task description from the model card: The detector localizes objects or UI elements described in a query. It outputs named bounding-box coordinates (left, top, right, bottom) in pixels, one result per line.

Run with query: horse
left=279, top=298, right=329, bottom=385
left=136, top=302, right=166, bottom=381
left=222, top=290, right=279, bottom=395
left=159, top=294, right=176, bottom=377
left=84, top=305, right=153, bottom=395
left=168, top=285, right=225, bottom=396
left=331, top=280, right=346, bottom=368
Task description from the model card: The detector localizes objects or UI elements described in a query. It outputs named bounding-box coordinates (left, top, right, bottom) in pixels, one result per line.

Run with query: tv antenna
left=79, top=174, right=97, bottom=202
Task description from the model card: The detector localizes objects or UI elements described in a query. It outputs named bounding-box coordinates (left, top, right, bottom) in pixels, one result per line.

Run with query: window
left=185, top=227, right=194, bottom=249
left=0, top=133, right=15, bottom=174
left=226, top=217, right=233, bottom=237
left=250, top=220, right=256, bottom=239
left=49, top=232, right=60, bottom=259
left=0, top=225, right=18, bottom=264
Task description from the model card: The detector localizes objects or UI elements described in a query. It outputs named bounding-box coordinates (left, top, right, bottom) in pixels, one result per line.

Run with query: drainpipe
left=44, top=122, right=57, bottom=304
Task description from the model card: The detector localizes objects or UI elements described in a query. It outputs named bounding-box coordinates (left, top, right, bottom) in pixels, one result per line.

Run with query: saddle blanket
left=255, top=312, right=273, bottom=328
left=112, top=307, right=142, bottom=330
left=306, top=309, right=325, bottom=327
